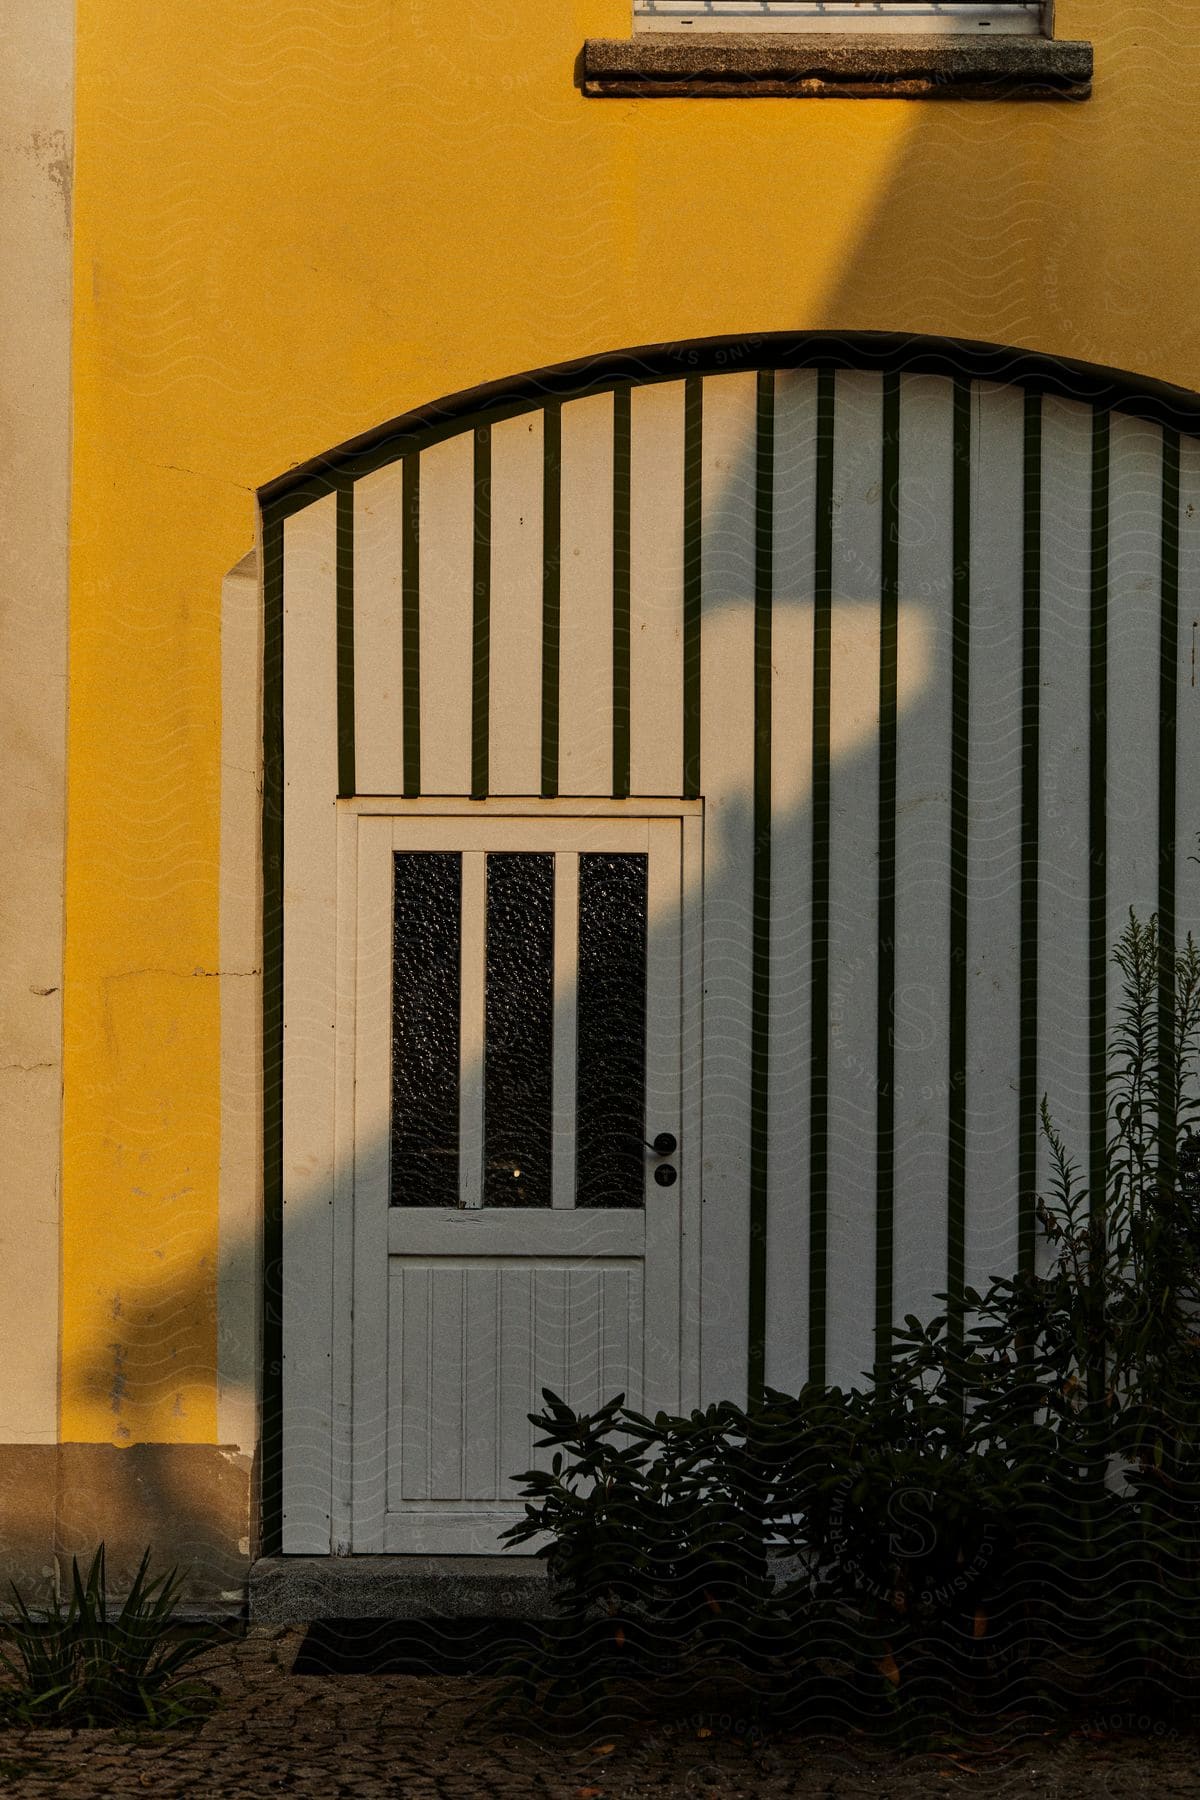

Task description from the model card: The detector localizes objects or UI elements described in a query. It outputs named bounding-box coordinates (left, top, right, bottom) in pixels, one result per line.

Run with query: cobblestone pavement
left=1, top=1628, right=1199, bottom=1799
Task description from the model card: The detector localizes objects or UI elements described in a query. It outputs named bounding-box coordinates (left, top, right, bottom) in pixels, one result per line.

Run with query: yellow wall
left=62, top=0, right=1200, bottom=1442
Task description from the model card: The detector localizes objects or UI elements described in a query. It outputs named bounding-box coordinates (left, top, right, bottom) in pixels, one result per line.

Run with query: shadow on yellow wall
left=59, top=0, right=1200, bottom=1471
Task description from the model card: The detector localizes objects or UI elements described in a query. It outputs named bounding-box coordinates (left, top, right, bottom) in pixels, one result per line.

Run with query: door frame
left=281, top=795, right=703, bottom=1555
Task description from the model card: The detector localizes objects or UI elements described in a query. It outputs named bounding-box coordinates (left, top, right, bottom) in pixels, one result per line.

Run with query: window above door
left=633, top=1, right=1044, bottom=36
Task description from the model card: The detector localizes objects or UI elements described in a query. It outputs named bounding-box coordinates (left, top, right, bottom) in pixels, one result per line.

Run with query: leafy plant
left=0, top=1545, right=221, bottom=1728
left=502, top=911, right=1200, bottom=1733
left=505, top=1387, right=842, bottom=1666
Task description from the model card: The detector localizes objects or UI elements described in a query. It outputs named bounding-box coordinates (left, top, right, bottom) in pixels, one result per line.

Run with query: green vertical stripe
left=1158, top=429, right=1181, bottom=1189
left=612, top=385, right=632, bottom=800
left=683, top=377, right=703, bottom=800
left=1018, top=393, right=1042, bottom=1274
left=261, top=509, right=285, bottom=1556
left=875, top=372, right=900, bottom=1375
left=748, top=370, right=774, bottom=1401
left=336, top=482, right=356, bottom=799
left=1089, top=410, right=1110, bottom=1230
left=541, top=405, right=561, bottom=799
left=809, top=368, right=835, bottom=1388
left=947, top=379, right=971, bottom=1369
left=472, top=425, right=491, bottom=800
left=402, top=454, right=421, bottom=797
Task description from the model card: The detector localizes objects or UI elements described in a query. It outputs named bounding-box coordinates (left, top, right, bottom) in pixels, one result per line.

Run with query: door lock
left=654, top=1164, right=678, bottom=1187
left=645, top=1133, right=677, bottom=1158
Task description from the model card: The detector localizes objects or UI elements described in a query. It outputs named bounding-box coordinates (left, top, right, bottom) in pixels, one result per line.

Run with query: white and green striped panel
left=280, top=366, right=1198, bottom=1403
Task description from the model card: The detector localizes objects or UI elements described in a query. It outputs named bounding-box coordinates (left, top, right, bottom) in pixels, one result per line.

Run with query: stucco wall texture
left=0, top=1, right=72, bottom=1457
left=34, top=0, right=1198, bottom=1588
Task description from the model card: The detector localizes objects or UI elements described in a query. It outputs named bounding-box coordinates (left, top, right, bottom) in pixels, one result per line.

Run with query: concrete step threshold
left=249, top=1555, right=552, bottom=1625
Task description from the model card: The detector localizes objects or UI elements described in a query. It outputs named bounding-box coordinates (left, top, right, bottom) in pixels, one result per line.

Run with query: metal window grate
left=633, top=1, right=1045, bottom=35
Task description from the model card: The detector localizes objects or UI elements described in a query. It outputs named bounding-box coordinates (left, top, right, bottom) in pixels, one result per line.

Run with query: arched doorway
left=260, top=335, right=1200, bottom=1555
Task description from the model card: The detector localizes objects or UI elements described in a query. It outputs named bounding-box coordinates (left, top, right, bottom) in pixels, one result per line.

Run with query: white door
left=345, top=808, right=699, bottom=1553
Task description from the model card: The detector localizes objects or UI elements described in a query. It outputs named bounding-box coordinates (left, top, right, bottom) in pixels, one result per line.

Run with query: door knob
left=645, top=1133, right=677, bottom=1158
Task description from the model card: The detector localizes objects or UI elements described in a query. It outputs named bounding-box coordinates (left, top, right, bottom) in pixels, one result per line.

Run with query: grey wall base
left=250, top=1555, right=552, bottom=1623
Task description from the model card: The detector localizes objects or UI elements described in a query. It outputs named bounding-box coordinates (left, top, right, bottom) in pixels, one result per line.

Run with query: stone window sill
left=580, top=34, right=1092, bottom=100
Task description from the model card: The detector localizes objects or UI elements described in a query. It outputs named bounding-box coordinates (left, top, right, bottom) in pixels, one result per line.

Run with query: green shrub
left=503, top=912, right=1200, bottom=1728
left=0, top=1545, right=221, bottom=1729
